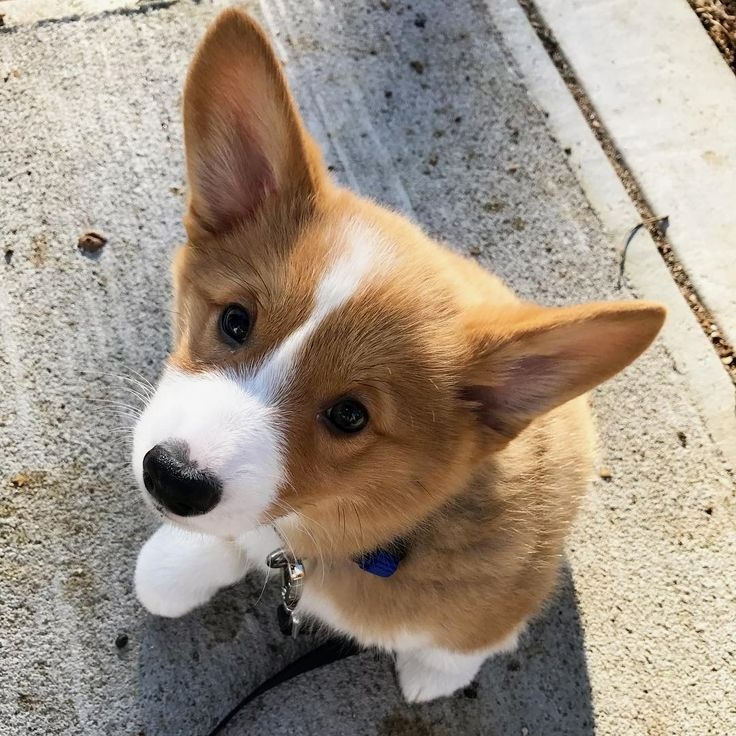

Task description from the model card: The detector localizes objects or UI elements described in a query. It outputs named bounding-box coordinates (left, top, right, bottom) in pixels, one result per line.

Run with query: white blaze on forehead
left=312, top=221, right=385, bottom=320
left=250, top=218, right=394, bottom=400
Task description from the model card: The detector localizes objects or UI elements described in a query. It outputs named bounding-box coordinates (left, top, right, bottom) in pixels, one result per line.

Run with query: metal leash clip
left=266, top=548, right=305, bottom=638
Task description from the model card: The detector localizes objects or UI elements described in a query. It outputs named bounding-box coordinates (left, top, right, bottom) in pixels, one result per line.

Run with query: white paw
left=397, top=650, right=481, bottom=703
left=135, top=524, right=248, bottom=618
left=396, top=630, right=523, bottom=702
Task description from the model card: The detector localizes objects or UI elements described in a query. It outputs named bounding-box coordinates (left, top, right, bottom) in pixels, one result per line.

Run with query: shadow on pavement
left=136, top=565, right=593, bottom=736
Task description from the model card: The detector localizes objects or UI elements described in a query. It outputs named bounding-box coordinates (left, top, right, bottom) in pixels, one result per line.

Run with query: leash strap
left=206, top=637, right=361, bottom=736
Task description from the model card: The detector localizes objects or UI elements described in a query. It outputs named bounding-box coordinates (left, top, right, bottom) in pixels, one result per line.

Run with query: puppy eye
left=219, top=304, right=251, bottom=345
left=325, top=398, right=369, bottom=434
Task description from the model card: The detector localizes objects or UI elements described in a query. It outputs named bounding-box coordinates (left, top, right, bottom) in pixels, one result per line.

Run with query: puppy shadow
left=434, top=563, right=596, bottom=736
left=136, top=565, right=593, bottom=736
left=136, top=575, right=323, bottom=736
left=282, top=563, right=595, bottom=736
left=376, top=564, right=595, bottom=736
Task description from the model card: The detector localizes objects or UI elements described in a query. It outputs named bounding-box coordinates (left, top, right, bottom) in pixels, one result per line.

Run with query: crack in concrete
left=0, top=0, right=183, bottom=34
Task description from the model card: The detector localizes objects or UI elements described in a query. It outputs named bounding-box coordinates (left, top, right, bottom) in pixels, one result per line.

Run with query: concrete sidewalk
left=0, top=1, right=733, bottom=734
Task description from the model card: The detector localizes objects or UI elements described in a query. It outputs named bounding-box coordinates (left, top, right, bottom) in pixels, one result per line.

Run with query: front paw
left=135, top=524, right=247, bottom=618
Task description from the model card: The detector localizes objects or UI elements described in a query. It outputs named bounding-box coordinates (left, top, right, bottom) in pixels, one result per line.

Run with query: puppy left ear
left=182, top=9, right=324, bottom=238
left=461, top=301, right=666, bottom=443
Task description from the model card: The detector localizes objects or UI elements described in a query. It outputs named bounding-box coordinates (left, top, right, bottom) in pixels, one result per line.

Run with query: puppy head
left=132, top=10, right=665, bottom=545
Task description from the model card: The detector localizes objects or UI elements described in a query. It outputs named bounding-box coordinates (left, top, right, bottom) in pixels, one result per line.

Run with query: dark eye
left=325, top=398, right=369, bottom=434
left=219, top=304, right=251, bottom=345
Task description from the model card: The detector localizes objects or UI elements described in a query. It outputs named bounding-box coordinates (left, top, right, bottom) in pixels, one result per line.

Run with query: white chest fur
left=136, top=523, right=521, bottom=702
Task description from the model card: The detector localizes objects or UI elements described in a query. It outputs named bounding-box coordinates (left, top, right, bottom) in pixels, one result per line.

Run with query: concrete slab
left=1, top=1, right=734, bottom=735
left=533, top=0, right=736, bottom=350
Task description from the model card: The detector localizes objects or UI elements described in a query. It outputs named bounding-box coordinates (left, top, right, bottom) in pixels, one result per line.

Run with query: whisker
left=272, top=499, right=328, bottom=582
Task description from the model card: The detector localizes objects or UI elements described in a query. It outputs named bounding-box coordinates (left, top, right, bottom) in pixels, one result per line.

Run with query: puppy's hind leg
left=135, top=524, right=248, bottom=618
left=396, top=628, right=522, bottom=703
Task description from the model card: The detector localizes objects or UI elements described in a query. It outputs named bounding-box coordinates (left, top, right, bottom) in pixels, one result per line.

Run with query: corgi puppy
left=132, top=8, right=665, bottom=702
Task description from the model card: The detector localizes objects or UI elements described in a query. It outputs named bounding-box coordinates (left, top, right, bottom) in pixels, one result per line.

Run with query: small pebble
left=599, top=466, right=613, bottom=481
left=115, top=633, right=129, bottom=649
left=409, top=60, right=424, bottom=74
left=10, top=473, right=30, bottom=488
left=462, top=681, right=478, bottom=699
left=78, top=231, right=107, bottom=253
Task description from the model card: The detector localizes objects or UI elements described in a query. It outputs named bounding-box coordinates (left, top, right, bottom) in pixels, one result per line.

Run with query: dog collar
left=266, top=548, right=305, bottom=637
left=267, top=538, right=409, bottom=637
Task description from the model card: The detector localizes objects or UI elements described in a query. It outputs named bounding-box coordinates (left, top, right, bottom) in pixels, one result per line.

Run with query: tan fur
left=171, top=9, right=665, bottom=653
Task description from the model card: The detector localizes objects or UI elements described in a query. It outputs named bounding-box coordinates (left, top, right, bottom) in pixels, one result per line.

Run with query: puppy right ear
left=461, top=301, right=666, bottom=445
left=182, top=9, right=323, bottom=238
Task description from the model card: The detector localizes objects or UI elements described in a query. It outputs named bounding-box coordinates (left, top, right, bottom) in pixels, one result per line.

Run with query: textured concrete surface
left=0, top=1, right=734, bottom=735
left=534, top=0, right=736, bottom=350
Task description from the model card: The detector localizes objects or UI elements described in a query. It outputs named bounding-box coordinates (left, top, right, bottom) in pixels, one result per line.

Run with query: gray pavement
left=0, top=1, right=733, bottom=735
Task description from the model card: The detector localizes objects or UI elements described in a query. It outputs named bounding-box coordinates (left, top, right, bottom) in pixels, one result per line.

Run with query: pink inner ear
left=463, top=354, right=561, bottom=435
left=196, top=116, right=277, bottom=233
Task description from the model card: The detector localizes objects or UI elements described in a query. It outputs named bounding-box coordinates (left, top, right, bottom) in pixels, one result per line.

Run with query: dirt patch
left=377, top=713, right=447, bottom=736
left=9, top=470, right=48, bottom=488
left=31, top=234, right=48, bottom=267
left=518, top=0, right=736, bottom=387
left=690, top=1, right=736, bottom=72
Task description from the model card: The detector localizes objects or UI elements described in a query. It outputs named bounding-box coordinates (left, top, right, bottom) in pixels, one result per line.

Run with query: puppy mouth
left=141, top=479, right=210, bottom=521
left=145, top=494, right=179, bottom=523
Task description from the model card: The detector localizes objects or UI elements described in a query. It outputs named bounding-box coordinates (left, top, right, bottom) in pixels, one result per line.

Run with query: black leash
left=205, top=539, right=405, bottom=734
left=205, top=637, right=361, bottom=736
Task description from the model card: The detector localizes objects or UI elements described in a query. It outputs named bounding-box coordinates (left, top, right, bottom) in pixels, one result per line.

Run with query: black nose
left=142, top=442, right=222, bottom=517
